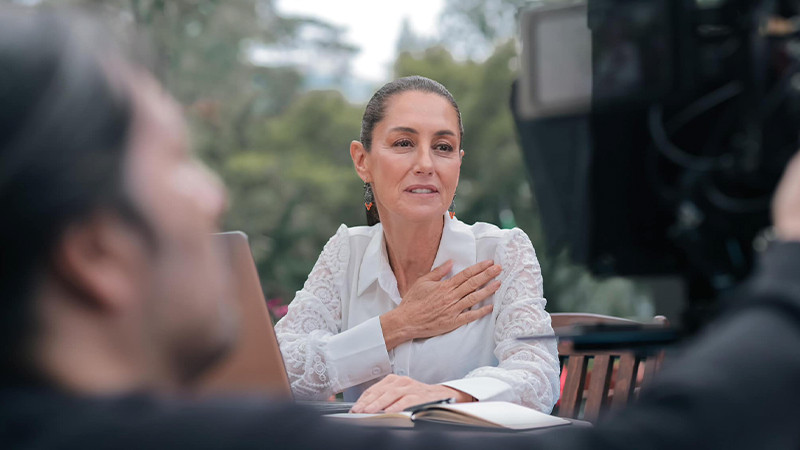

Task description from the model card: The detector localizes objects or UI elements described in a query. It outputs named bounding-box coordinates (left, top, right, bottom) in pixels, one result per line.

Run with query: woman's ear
left=350, top=140, right=370, bottom=182
left=460, top=149, right=465, bottom=160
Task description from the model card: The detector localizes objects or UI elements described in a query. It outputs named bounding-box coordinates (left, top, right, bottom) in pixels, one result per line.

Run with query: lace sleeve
left=274, top=225, right=350, bottom=400
left=465, top=228, right=561, bottom=412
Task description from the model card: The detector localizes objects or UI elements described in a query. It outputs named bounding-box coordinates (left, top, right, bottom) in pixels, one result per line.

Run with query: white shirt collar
left=356, top=214, right=477, bottom=301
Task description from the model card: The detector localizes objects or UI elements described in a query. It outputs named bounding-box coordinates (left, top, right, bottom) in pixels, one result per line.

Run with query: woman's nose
left=413, top=148, right=434, bottom=174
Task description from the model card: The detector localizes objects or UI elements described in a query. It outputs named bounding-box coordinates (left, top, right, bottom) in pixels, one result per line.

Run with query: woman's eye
left=435, top=143, right=454, bottom=152
left=394, top=139, right=413, bottom=148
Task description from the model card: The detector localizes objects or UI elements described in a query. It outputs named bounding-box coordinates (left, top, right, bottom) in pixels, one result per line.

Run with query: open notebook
left=326, top=401, right=571, bottom=430
left=197, top=231, right=353, bottom=414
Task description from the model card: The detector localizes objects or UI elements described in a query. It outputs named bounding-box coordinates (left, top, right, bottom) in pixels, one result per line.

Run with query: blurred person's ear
left=52, top=212, right=149, bottom=311
left=350, top=140, right=371, bottom=182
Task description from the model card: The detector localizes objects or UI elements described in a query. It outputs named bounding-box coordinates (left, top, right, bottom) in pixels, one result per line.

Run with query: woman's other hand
left=350, top=374, right=473, bottom=413
left=379, top=259, right=501, bottom=350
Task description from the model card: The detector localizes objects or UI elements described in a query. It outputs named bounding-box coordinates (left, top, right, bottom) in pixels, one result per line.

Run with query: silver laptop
left=198, top=231, right=353, bottom=414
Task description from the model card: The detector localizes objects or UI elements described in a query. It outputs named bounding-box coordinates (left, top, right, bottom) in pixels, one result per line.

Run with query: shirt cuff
left=324, top=316, right=392, bottom=387
left=439, top=377, right=514, bottom=402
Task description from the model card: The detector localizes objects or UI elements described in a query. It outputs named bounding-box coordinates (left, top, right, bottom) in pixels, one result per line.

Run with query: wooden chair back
left=551, top=313, right=669, bottom=423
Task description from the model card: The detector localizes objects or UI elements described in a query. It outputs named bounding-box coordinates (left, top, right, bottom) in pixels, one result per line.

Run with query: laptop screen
left=196, top=231, right=294, bottom=400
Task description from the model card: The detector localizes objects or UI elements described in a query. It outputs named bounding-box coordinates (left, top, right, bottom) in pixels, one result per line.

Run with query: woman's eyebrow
left=388, top=126, right=418, bottom=134
left=387, top=127, right=456, bottom=137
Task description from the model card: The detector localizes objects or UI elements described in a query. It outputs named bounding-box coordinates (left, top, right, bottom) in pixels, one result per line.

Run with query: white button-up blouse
left=274, top=215, right=561, bottom=412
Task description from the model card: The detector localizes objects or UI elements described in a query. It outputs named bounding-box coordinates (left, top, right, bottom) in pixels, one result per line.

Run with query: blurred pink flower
left=266, top=298, right=288, bottom=320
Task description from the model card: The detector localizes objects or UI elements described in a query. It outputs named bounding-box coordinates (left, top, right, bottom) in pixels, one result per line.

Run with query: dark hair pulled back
left=359, top=75, right=463, bottom=226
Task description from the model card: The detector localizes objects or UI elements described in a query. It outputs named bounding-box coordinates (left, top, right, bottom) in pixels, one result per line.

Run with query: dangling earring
left=364, top=182, right=374, bottom=211
left=448, top=194, right=456, bottom=219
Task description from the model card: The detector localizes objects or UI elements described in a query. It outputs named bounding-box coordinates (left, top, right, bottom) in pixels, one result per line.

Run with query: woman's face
left=355, top=90, right=462, bottom=224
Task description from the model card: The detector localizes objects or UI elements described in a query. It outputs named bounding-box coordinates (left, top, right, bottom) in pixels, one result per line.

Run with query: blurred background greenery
left=9, top=0, right=654, bottom=320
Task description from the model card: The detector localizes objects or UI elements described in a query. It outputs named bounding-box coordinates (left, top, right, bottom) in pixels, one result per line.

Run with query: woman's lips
left=405, top=185, right=438, bottom=194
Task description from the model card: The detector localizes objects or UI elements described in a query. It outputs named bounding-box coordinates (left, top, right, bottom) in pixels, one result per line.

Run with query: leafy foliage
left=9, top=0, right=652, bottom=317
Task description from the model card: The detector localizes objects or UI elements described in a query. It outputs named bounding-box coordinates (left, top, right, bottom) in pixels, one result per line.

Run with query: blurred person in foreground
left=3, top=7, right=800, bottom=450
left=274, top=76, right=560, bottom=414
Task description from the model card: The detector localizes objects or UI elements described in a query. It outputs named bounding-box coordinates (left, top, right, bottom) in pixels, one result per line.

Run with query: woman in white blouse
left=274, top=76, right=560, bottom=414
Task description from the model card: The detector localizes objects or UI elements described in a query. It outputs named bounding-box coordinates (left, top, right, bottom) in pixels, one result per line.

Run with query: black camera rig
left=514, top=0, right=800, bottom=329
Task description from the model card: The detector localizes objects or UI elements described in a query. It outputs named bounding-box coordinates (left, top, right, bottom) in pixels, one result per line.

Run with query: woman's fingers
left=352, top=377, right=462, bottom=414
left=458, top=279, right=501, bottom=309
left=350, top=380, right=389, bottom=412
left=452, top=264, right=502, bottom=300
left=446, top=259, right=494, bottom=287
left=350, top=375, right=407, bottom=413
left=382, top=394, right=425, bottom=413
left=358, top=389, right=406, bottom=414
left=423, top=259, right=454, bottom=282
left=456, top=303, right=494, bottom=328
left=392, top=260, right=502, bottom=342
left=451, top=280, right=500, bottom=328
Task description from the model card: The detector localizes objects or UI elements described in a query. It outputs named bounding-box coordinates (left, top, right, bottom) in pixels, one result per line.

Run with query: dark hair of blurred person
left=0, top=7, right=135, bottom=381
left=0, top=6, right=234, bottom=391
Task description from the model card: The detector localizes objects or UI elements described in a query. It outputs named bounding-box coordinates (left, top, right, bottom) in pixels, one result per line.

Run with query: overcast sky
left=276, top=0, right=445, bottom=83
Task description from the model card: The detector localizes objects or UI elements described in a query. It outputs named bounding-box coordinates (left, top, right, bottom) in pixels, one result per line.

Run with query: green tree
left=439, top=0, right=530, bottom=59
left=10, top=0, right=366, bottom=303
left=10, top=0, right=654, bottom=318
left=224, top=90, right=364, bottom=300
left=438, top=0, right=578, bottom=58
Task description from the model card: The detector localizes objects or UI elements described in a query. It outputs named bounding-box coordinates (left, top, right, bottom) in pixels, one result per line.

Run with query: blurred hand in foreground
left=773, top=151, right=800, bottom=241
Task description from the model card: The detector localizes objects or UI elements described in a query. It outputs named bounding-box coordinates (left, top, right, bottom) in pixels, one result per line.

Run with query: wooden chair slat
left=583, top=354, right=613, bottom=422
left=550, top=313, right=670, bottom=422
left=559, top=354, right=588, bottom=419
left=612, top=354, right=639, bottom=409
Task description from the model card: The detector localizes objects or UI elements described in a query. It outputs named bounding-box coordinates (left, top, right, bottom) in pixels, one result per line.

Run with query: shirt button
left=397, top=369, right=407, bottom=376
left=371, top=367, right=381, bottom=375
